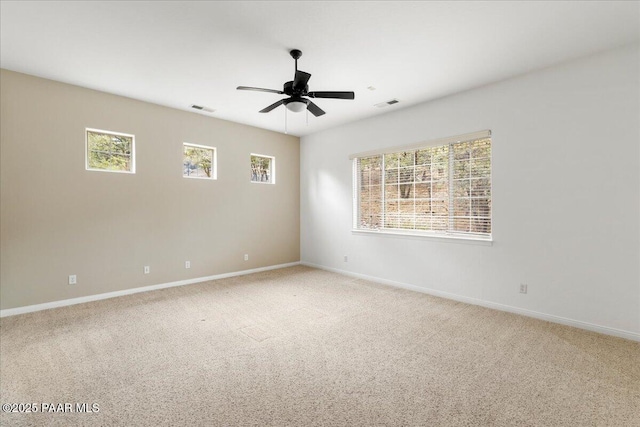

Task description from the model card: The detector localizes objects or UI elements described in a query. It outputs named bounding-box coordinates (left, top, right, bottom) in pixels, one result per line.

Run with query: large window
left=353, top=131, right=491, bottom=240
left=183, top=143, right=217, bottom=179
left=251, top=154, right=275, bottom=184
left=86, top=128, right=135, bottom=173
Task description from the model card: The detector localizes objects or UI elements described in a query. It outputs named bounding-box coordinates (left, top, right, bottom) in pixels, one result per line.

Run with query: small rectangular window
left=251, top=154, right=275, bottom=184
left=86, top=128, right=135, bottom=173
left=183, top=143, right=217, bottom=179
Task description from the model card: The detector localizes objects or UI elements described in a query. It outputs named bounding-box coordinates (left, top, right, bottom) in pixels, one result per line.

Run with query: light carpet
left=1, top=266, right=638, bottom=426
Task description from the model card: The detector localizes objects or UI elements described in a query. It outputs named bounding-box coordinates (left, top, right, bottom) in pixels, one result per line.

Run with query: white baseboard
left=0, top=262, right=301, bottom=318
left=301, top=262, right=640, bottom=342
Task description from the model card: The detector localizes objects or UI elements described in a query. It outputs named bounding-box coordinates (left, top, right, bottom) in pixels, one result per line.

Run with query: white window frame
left=250, top=153, right=276, bottom=184
left=351, top=130, right=492, bottom=243
left=183, top=142, right=217, bottom=180
left=85, top=128, right=136, bottom=174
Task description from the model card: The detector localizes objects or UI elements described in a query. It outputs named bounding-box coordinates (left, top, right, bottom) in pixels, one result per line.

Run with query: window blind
left=349, top=130, right=490, bottom=160
left=352, top=132, right=491, bottom=239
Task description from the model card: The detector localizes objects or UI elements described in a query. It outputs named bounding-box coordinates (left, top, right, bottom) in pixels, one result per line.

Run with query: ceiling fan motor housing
left=283, top=81, right=309, bottom=96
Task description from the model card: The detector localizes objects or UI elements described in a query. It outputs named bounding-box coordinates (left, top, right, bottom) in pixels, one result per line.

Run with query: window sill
left=351, top=229, right=493, bottom=246
left=86, top=168, right=135, bottom=174
left=183, top=175, right=216, bottom=180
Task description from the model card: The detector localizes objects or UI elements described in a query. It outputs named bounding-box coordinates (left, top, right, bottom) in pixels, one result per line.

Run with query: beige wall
left=0, top=69, right=300, bottom=310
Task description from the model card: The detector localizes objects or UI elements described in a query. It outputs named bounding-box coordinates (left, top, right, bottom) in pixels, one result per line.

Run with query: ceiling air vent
left=374, top=99, right=399, bottom=108
left=191, top=105, right=215, bottom=113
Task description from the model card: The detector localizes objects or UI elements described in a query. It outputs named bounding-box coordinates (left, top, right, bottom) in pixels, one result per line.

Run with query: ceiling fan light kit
left=237, top=49, right=355, bottom=118
left=284, top=99, right=308, bottom=113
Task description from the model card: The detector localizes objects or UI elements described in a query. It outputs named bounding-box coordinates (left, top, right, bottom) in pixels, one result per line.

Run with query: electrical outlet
left=185, top=261, right=191, bottom=269
left=144, top=266, right=150, bottom=274
left=244, top=254, right=249, bottom=261
left=520, top=283, right=528, bottom=294
left=68, top=275, right=77, bottom=285
left=344, top=256, right=348, bottom=262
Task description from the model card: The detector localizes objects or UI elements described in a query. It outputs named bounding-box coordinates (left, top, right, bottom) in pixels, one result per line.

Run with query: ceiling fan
left=237, top=49, right=355, bottom=117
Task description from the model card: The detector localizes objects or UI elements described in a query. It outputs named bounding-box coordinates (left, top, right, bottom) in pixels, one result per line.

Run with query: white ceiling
left=1, top=1, right=638, bottom=137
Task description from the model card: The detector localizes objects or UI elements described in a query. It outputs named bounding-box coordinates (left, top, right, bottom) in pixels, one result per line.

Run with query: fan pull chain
left=284, top=106, right=288, bottom=134
left=306, top=108, right=308, bottom=126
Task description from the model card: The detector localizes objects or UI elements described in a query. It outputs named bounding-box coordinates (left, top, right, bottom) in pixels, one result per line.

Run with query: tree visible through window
left=251, top=154, right=275, bottom=184
left=354, top=136, right=491, bottom=239
left=183, top=143, right=216, bottom=179
left=86, top=129, right=134, bottom=173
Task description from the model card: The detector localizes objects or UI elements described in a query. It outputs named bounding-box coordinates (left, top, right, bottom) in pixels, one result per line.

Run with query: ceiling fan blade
left=237, top=86, right=284, bottom=95
left=259, top=99, right=285, bottom=113
left=307, top=91, right=355, bottom=100
left=293, top=71, right=311, bottom=90
left=306, top=101, right=326, bottom=117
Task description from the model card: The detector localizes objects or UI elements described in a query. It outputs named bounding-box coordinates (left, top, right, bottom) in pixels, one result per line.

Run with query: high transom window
left=86, top=128, right=135, bottom=173
left=183, top=143, right=217, bottom=179
left=251, top=154, right=275, bottom=184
